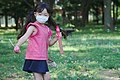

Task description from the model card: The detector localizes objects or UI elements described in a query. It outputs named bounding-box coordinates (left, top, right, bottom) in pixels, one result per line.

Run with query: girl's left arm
left=49, top=36, right=58, bottom=46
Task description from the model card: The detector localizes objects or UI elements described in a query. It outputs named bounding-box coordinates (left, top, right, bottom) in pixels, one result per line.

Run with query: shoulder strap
left=26, top=22, right=40, bottom=30
left=26, top=22, right=50, bottom=33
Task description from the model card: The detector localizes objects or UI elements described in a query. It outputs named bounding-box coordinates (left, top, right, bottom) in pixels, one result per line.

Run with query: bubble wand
left=9, top=39, right=14, bottom=47
left=9, top=39, right=20, bottom=53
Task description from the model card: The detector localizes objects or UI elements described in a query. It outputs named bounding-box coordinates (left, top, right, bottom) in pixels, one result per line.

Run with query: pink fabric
left=25, top=21, right=52, bottom=60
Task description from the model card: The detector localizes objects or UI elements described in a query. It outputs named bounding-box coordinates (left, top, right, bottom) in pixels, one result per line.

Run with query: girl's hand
left=56, top=32, right=62, bottom=39
left=14, top=45, right=20, bottom=53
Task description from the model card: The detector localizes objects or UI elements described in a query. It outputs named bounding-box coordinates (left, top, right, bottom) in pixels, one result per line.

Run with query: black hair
left=17, top=2, right=57, bottom=39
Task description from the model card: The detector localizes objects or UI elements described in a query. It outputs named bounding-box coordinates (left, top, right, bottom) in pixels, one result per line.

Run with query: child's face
left=34, top=9, right=49, bottom=17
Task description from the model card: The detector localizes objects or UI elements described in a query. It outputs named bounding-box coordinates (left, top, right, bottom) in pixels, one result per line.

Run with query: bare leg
left=33, top=72, right=44, bottom=80
left=43, top=72, right=50, bottom=80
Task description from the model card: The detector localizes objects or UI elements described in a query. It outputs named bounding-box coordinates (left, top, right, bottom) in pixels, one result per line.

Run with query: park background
left=0, top=0, right=120, bottom=80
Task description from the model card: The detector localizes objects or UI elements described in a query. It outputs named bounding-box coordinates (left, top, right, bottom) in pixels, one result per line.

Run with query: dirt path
left=97, top=69, right=120, bottom=80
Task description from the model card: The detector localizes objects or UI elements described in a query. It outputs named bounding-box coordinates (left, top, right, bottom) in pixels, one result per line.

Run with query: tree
left=112, top=0, right=120, bottom=25
left=80, top=0, right=93, bottom=27
left=34, top=0, right=55, bottom=8
left=0, top=0, right=33, bottom=30
left=104, top=0, right=114, bottom=31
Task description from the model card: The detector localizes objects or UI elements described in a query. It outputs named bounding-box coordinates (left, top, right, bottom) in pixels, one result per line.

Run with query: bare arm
left=49, top=36, right=58, bottom=46
left=16, top=26, right=36, bottom=47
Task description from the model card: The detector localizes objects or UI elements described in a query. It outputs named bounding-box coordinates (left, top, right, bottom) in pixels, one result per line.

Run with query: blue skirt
left=23, top=59, right=49, bottom=74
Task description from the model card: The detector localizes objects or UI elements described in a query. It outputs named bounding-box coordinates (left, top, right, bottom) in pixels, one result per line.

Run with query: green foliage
left=0, top=0, right=33, bottom=17
left=0, top=26, right=120, bottom=80
left=64, top=23, right=75, bottom=28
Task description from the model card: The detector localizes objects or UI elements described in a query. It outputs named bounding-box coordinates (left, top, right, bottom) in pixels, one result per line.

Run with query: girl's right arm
left=14, top=26, right=36, bottom=53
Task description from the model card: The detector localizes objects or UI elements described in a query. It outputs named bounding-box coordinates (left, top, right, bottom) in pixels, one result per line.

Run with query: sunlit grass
left=0, top=26, right=120, bottom=80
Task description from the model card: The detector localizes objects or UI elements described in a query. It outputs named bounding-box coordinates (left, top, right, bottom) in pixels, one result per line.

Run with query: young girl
left=14, top=2, right=59, bottom=80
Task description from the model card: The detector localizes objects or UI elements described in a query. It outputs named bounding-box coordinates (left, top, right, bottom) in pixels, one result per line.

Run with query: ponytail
left=47, top=16, right=57, bottom=30
left=17, top=10, right=36, bottom=40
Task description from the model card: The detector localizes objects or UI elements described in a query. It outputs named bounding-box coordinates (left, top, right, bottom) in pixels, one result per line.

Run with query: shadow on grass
left=0, top=27, right=120, bottom=80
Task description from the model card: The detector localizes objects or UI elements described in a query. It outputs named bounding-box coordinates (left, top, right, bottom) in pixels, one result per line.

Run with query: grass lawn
left=0, top=26, right=120, bottom=80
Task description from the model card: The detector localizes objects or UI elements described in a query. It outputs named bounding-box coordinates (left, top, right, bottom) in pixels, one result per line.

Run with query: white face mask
left=36, top=15, right=49, bottom=23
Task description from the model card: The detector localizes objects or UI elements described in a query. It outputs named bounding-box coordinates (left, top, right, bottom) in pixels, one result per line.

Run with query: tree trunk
left=116, top=4, right=118, bottom=21
left=4, top=7, right=8, bottom=28
left=94, top=5, right=100, bottom=24
left=74, top=5, right=78, bottom=26
left=113, top=3, right=115, bottom=25
left=0, top=19, right=1, bottom=27
left=62, top=8, right=66, bottom=25
left=104, top=0, right=114, bottom=31
left=80, top=0, right=93, bottom=27
left=14, top=16, right=19, bottom=31
left=101, top=1, right=104, bottom=25
left=5, top=13, right=8, bottom=28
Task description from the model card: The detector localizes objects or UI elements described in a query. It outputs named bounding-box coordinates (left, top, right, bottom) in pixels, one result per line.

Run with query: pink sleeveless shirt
left=25, top=21, right=52, bottom=60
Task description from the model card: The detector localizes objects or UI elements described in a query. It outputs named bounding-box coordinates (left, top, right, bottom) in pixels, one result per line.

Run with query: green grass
left=0, top=27, right=120, bottom=80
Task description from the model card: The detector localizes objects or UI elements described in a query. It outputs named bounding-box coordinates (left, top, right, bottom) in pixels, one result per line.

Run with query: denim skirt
left=23, top=59, right=49, bottom=74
